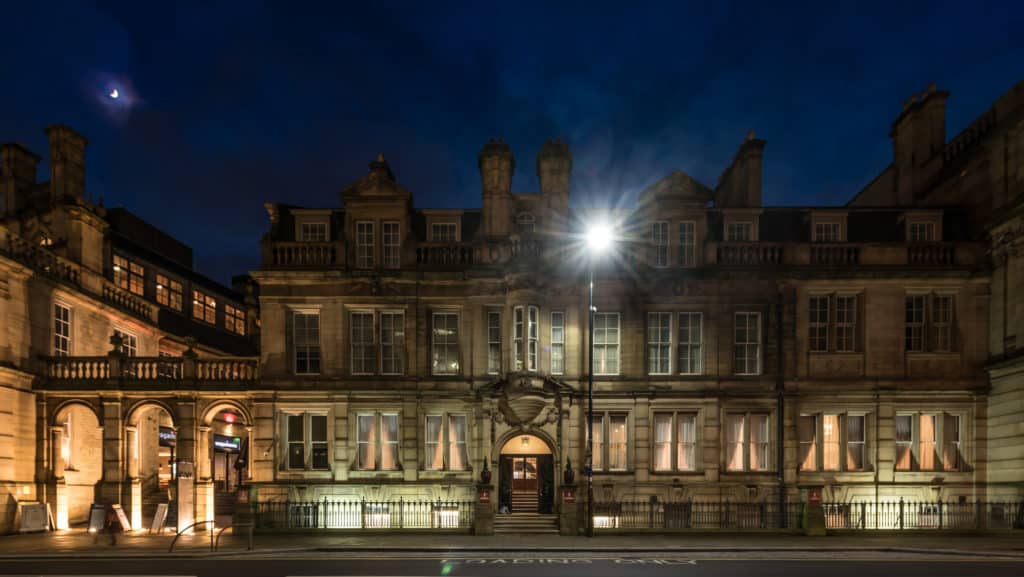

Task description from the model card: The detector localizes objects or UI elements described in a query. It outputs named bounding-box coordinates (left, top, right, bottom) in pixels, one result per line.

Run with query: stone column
left=125, top=426, right=142, bottom=530
left=474, top=483, right=495, bottom=536
left=49, top=426, right=69, bottom=530
left=97, top=399, right=124, bottom=505
left=174, top=401, right=197, bottom=533
left=196, top=425, right=213, bottom=526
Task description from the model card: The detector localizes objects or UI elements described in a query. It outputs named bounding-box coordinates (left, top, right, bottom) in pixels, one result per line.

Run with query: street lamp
left=584, top=220, right=614, bottom=537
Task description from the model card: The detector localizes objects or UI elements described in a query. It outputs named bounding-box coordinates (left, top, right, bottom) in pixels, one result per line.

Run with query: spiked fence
left=254, top=498, right=474, bottom=531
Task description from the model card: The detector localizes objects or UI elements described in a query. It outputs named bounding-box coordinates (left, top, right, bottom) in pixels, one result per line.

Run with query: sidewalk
left=0, top=530, right=1022, bottom=558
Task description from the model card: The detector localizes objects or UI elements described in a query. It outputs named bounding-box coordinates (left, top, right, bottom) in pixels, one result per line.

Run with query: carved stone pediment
left=481, top=373, right=573, bottom=429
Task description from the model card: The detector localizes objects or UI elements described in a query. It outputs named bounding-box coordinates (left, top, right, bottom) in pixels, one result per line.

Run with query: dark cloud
left=2, top=0, right=1022, bottom=284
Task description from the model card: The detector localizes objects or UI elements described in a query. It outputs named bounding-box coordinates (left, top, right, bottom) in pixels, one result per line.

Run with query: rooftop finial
left=377, top=152, right=385, bottom=162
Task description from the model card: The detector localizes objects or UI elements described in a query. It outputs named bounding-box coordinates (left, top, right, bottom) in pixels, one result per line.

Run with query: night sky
left=2, top=1, right=1022, bottom=285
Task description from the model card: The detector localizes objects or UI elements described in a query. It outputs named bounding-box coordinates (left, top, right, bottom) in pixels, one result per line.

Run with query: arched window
left=516, top=212, right=535, bottom=234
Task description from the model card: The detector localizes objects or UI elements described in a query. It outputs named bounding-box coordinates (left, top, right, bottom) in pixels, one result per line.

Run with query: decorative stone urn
left=563, top=458, right=575, bottom=484
left=480, top=457, right=492, bottom=484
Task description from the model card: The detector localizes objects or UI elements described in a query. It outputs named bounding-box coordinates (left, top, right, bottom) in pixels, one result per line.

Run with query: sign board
left=159, top=426, right=177, bottom=447
left=150, top=503, right=169, bottom=534
left=111, top=504, right=131, bottom=531
left=562, top=489, right=576, bottom=504
left=808, top=487, right=822, bottom=505
left=213, top=434, right=241, bottom=452
left=87, top=504, right=106, bottom=533
left=478, top=489, right=491, bottom=504
left=236, top=486, right=250, bottom=505
left=18, top=503, right=50, bottom=533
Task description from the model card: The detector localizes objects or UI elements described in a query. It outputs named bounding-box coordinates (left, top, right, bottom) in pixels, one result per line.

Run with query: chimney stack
left=45, top=125, right=88, bottom=203
left=0, top=143, right=41, bottom=215
left=478, top=138, right=515, bottom=237
left=890, top=84, right=948, bottom=205
left=715, top=131, right=766, bottom=208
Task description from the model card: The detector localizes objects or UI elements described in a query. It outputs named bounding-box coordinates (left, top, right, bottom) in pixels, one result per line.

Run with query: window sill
left=348, top=470, right=404, bottom=480
left=650, top=470, right=704, bottom=476
left=278, top=469, right=332, bottom=480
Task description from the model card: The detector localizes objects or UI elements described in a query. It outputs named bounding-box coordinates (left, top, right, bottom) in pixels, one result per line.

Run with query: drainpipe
left=776, top=289, right=786, bottom=525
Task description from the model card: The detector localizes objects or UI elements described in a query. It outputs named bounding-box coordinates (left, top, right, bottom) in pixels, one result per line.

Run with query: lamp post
left=584, top=222, right=612, bottom=538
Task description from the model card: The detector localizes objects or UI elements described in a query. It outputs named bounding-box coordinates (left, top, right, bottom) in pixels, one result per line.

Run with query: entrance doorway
left=498, top=434, right=554, bottom=514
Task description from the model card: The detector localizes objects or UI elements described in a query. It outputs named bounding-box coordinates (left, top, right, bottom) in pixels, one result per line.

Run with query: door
left=499, top=457, right=513, bottom=512
left=511, top=457, right=538, bottom=493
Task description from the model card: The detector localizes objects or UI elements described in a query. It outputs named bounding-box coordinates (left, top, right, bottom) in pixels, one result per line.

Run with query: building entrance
left=498, top=434, right=554, bottom=514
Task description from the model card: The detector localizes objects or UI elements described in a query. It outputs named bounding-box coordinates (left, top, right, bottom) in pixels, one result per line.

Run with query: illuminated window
left=113, top=255, right=145, bottom=295
left=357, top=413, right=399, bottom=471
left=593, top=313, right=620, bottom=375
left=114, top=329, right=137, bottom=357
left=225, top=304, right=246, bottom=336
left=591, top=413, right=628, bottom=471
left=425, top=414, right=468, bottom=471
left=487, top=311, right=501, bottom=375
left=192, top=290, right=216, bottom=324
left=895, top=412, right=963, bottom=472
left=54, top=303, right=72, bottom=356
left=653, top=412, right=697, bottom=472
left=155, top=274, right=183, bottom=311
left=725, top=413, right=770, bottom=472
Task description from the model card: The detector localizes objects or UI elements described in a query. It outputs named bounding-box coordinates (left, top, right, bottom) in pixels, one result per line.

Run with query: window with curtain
left=424, top=414, right=468, bottom=471
left=648, top=312, right=672, bottom=375
left=799, top=415, right=817, bottom=471
left=734, top=312, right=761, bottom=375
left=591, top=412, right=628, bottom=471
left=550, top=312, right=565, bottom=375
left=487, top=311, right=501, bottom=374
left=382, top=221, right=400, bottom=269
left=919, top=414, right=937, bottom=471
left=894, top=415, right=913, bottom=471
left=431, top=313, right=459, bottom=375
left=905, top=293, right=956, bottom=353
left=679, top=221, right=696, bottom=268
left=726, top=413, right=770, bottom=471
left=653, top=412, right=697, bottom=472
left=380, top=312, right=405, bottom=375
left=847, top=415, right=865, bottom=471
left=293, top=311, right=321, bottom=375
left=651, top=221, right=669, bottom=267
left=822, top=414, right=840, bottom=471
left=356, top=221, right=374, bottom=268
left=678, top=312, right=702, bottom=375
left=943, top=414, right=961, bottom=471
left=357, top=412, right=399, bottom=471
left=594, top=313, right=620, bottom=375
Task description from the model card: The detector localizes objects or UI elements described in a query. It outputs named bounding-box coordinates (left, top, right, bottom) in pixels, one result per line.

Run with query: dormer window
left=300, top=222, right=327, bottom=242
left=431, top=222, right=458, bottom=243
left=908, top=221, right=935, bottom=242
left=516, top=212, right=535, bottom=234
left=726, top=222, right=753, bottom=242
left=813, top=222, right=841, bottom=243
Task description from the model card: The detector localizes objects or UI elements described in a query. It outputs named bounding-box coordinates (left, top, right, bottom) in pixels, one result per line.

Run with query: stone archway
left=51, top=401, right=102, bottom=528
left=124, top=400, right=177, bottom=530
left=197, top=401, right=252, bottom=528
left=496, top=431, right=555, bottom=514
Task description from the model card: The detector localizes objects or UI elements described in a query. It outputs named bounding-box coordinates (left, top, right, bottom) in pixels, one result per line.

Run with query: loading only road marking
left=440, top=558, right=697, bottom=565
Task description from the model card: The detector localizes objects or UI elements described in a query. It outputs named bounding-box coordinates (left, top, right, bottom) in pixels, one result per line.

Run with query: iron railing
left=823, top=499, right=1024, bottom=530
left=592, top=500, right=805, bottom=530
left=254, top=498, right=474, bottom=531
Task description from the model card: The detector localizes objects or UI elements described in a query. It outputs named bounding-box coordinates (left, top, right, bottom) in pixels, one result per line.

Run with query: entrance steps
left=510, top=492, right=538, bottom=513
left=494, top=513, right=558, bottom=534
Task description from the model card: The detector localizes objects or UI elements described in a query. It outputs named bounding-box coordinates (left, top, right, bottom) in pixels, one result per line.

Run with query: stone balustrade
left=907, top=243, right=955, bottom=265
left=40, top=354, right=258, bottom=385
left=196, top=357, right=259, bottom=381
left=416, top=243, right=474, bottom=266
left=809, top=244, right=861, bottom=266
left=717, top=242, right=785, bottom=265
left=268, top=241, right=341, bottom=267
left=1, top=233, right=81, bottom=286
left=43, top=356, right=110, bottom=380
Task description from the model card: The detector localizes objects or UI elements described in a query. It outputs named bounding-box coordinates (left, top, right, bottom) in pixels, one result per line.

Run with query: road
left=0, top=554, right=1022, bottom=577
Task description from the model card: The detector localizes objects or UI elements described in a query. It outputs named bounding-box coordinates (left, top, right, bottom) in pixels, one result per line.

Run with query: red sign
left=479, top=490, right=490, bottom=504
left=563, top=489, right=575, bottom=504
left=236, top=487, right=250, bottom=504
left=808, top=487, right=822, bottom=505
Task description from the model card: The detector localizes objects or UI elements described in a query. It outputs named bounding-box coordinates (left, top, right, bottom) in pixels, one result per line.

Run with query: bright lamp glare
left=586, top=223, right=613, bottom=253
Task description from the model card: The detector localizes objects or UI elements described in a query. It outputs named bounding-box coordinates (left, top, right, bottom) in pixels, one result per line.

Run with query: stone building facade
left=1, top=78, right=1022, bottom=535
left=0, top=126, right=257, bottom=533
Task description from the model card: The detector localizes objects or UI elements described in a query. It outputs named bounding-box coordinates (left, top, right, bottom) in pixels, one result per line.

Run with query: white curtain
left=822, top=414, right=840, bottom=471
left=380, top=414, right=398, bottom=470
left=749, top=414, right=769, bottom=471
left=726, top=415, right=745, bottom=471
left=846, top=415, right=865, bottom=471
left=919, top=414, right=936, bottom=471
left=591, top=419, right=603, bottom=470
left=894, top=415, right=912, bottom=471
left=608, top=415, right=627, bottom=470
left=798, top=415, right=816, bottom=471
left=942, top=413, right=960, bottom=471
left=358, top=415, right=375, bottom=470
left=653, top=414, right=672, bottom=471
left=425, top=416, right=443, bottom=470
left=448, top=415, right=467, bottom=471
left=677, top=414, right=696, bottom=471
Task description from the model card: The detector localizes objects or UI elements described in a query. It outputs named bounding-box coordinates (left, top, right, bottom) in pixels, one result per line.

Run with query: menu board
left=18, top=503, right=50, bottom=533
left=111, top=504, right=131, bottom=531
left=150, top=503, right=169, bottom=534
left=87, top=503, right=106, bottom=533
